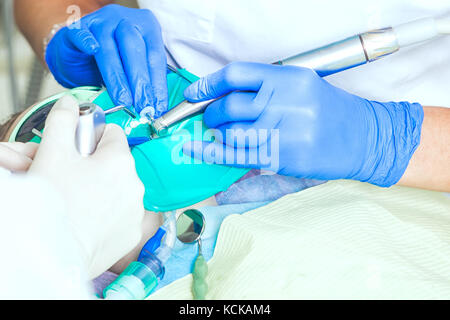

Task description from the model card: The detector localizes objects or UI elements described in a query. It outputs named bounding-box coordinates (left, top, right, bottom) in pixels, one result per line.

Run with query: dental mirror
left=176, top=209, right=208, bottom=300
left=176, top=209, right=205, bottom=243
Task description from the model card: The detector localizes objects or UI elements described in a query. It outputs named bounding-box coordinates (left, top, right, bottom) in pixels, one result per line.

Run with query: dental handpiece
left=75, top=102, right=106, bottom=156
left=152, top=17, right=448, bottom=135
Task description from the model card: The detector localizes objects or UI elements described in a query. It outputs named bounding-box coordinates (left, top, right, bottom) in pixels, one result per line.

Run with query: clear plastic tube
left=153, top=211, right=176, bottom=264
left=386, top=17, right=450, bottom=50
left=103, top=211, right=176, bottom=300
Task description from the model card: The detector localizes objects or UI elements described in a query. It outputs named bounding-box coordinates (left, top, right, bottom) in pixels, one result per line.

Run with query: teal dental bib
left=93, top=69, right=249, bottom=211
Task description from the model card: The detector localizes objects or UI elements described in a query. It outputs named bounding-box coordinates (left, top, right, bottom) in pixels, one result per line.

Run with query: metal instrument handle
left=75, top=102, right=106, bottom=156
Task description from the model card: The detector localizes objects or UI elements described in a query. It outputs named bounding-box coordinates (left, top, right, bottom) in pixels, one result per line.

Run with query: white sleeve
left=0, top=168, right=93, bottom=299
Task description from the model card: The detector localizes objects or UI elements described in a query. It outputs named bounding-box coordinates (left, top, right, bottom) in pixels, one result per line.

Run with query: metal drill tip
left=104, top=105, right=126, bottom=115
left=104, top=105, right=137, bottom=118
left=123, top=107, right=137, bottom=119
left=167, top=64, right=178, bottom=73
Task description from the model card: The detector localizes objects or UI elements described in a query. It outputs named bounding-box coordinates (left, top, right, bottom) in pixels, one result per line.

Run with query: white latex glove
left=28, top=94, right=145, bottom=279
left=0, top=142, right=38, bottom=172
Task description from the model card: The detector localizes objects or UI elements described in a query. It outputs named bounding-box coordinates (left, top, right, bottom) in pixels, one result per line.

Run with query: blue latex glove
left=183, top=62, right=424, bottom=187
left=45, top=4, right=168, bottom=117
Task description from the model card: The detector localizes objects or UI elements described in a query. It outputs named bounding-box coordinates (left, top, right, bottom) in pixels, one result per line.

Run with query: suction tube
left=103, top=211, right=176, bottom=300
left=279, top=17, right=450, bottom=76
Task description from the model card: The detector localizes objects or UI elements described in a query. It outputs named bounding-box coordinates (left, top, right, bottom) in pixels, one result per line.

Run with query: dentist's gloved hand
left=183, top=62, right=424, bottom=187
left=29, top=95, right=145, bottom=279
left=45, top=4, right=168, bottom=117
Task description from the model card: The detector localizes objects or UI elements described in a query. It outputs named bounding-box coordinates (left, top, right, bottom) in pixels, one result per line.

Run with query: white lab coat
left=139, top=0, right=450, bottom=107
left=0, top=168, right=91, bottom=299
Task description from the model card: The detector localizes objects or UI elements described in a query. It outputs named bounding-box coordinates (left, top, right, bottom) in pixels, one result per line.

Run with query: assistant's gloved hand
left=183, top=62, right=424, bottom=187
left=29, top=95, right=145, bottom=279
left=45, top=4, right=168, bottom=117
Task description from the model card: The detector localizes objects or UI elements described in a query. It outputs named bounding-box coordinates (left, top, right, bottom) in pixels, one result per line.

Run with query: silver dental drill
left=151, top=17, right=450, bottom=136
